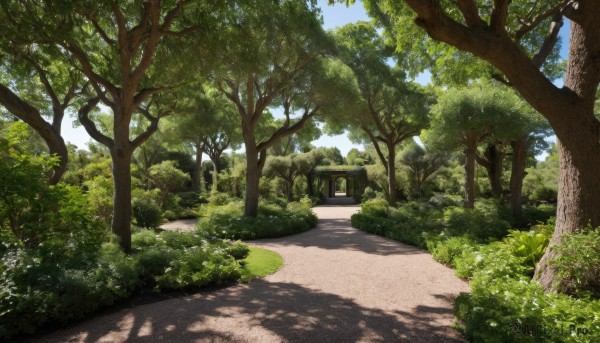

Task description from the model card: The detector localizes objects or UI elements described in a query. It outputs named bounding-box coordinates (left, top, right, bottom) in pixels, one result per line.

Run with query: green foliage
left=352, top=200, right=442, bottom=248
left=454, top=241, right=600, bottom=342
left=132, top=195, right=163, bottom=229
left=551, top=227, right=600, bottom=298
left=0, top=242, right=139, bottom=339
left=149, top=160, right=191, bottom=208
left=427, top=236, right=476, bottom=267
left=523, top=146, right=559, bottom=204
left=446, top=222, right=599, bottom=342
left=443, top=204, right=512, bottom=242
left=198, top=199, right=317, bottom=240
left=155, top=246, right=241, bottom=289
left=505, top=227, right=552, bottom=269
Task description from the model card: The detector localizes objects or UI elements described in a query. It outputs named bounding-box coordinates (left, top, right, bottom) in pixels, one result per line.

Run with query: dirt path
left=38, top=202, right=469, bottom=342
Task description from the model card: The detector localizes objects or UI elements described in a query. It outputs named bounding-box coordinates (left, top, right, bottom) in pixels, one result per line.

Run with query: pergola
left=309, top=165, right=368, bottom=203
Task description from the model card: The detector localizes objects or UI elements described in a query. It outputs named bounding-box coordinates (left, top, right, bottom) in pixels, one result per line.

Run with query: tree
left=12, top=0, right=204, bottom=252
left=148, top=160, right=190, bottom=208
left=170, top=86, right=241, bottom=194
left=354, top=0, right=600, bottom=289
left=264, top=152, right=313, bottom=201
left=334, top=22, right=430, bottom=204
left=346, top=148, right=374, bottom=166
left=210, top=1, right=358, bottom=216
left=426, top=86, right=520, bottom=208
left=399, top=141, right=448, bottom=197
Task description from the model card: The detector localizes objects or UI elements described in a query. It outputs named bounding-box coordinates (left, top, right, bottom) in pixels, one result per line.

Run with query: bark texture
left=111, top=148, right=133, bottom=253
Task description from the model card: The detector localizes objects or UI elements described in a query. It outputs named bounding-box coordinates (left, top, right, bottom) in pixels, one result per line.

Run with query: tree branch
left=257, top=107, right=318, bottom=151
left=78, top=97, right=114, bottom=147
left=453, top=0, right=487, bottom=28
left=532, top=13, right=563, bottom=68
left=513, top=1, right=567, bottom=41
left=490, top=0, right=510, bottom=33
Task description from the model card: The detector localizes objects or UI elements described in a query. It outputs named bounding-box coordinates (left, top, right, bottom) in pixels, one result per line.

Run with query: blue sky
left=62, top=1, right=569, bottom=159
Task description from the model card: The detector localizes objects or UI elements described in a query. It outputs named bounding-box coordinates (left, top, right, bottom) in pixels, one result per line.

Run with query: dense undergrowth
left=0, top=226, right=249, bottom=340
left=352, top=197, right=600, bottom=342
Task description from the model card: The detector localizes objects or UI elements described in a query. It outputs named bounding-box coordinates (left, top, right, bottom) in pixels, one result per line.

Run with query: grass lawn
left=240, top=246, right=284, bottom=282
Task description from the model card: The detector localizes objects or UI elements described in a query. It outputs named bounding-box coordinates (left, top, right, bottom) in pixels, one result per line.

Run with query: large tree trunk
left=533, top=17, right=600, bottom=291
left=534, top=135, right=600, bottom=290
left=387, top=144, right=398, bottom=204
left=193, top=143, right=203, bottom=193
left=244, top=136, right=260, bottom=217
left=111, top=147, right=133, bottom=253
left=509, top=137, right=527, bottom=218
left=464, top=136, right=477, bottom=208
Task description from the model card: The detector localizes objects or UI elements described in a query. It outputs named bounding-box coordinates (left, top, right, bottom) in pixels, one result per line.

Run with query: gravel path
left=37, top=202, right=469, bottom=342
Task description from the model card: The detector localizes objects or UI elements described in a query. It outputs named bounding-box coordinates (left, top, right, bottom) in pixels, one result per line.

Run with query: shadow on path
left=39, top=279, right=463, bottom=343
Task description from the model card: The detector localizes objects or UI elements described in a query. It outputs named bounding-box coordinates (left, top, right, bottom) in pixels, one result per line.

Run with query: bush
left=427, top=235, right=476, bottom=267
left=443, top=205, right=511, bottom=242
left=0, top=242, right=139, bottom=339
left=360, top=199, right=391, bottom=217
left=197, top=199, right=317, bottom=240
left=132, top=196, right=163, bottom=228
left=551, top=227, right=600, bottom=298
left=1, top=226, right=249, bottom=340
left=453, top=225, right=600, bottom=342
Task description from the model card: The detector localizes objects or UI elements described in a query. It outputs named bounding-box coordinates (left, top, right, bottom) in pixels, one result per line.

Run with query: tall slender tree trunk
left=111, top=147, right=133, bottom=252
left=534, top=17, right=600, bottom=291
left=464, top=136, right=477, bottom=208
left=193, top=143, right=203, bottom=193
left=509, top=137, right=527, bottom=218
left=211, top=158, right=219, bottom=194
left=387, top=143, right=398, bottom=204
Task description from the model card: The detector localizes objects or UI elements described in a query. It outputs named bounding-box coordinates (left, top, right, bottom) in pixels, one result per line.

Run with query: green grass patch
left=240, top=246, right=284, bottom=282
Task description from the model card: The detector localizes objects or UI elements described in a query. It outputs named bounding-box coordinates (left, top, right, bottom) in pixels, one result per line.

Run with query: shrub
left=197, top=200, right=317, bottom=240
left=360, top=199, right=391, bottom=217
left=0, top=242, right=140, bottom=339
left=551, top=227, right=600, bottom=298
left=1, top=226, right=249, bottom=340
left=132, top=196, right=163, bottom=228
left=156, top=246, right=242, bottom=289
left=130, top=229, right=248, bottom=290
left=521, top=204, right=556, bottom=227
left=427, top=236, right=476, bottom=267
left=443, top=205, right=511, bottom=242
left=504, top=226, right=552, bottom=269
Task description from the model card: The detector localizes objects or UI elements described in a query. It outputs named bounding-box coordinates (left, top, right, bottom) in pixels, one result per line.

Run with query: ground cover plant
left=351, top=198, right=600, bottom=342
